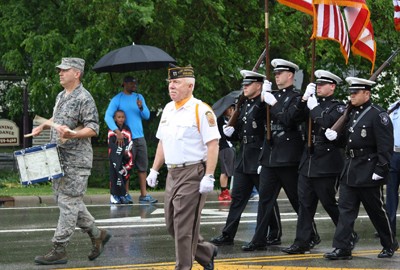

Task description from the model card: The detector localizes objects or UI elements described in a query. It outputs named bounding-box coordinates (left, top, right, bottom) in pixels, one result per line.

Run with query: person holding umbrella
left=145, top=64, right=219, bottom=269
left=104, top=76, right=157, bottom=204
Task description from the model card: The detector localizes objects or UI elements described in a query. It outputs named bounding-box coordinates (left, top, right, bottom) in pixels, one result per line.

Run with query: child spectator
left=108, top=110, right=134, bottom=204
left=217, top=105, right=236, bottom=201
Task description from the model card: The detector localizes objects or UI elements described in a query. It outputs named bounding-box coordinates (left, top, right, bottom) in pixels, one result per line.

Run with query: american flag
left=277, top=0, right=313, bottom=15
left=394, top=0, right=400, bottom=31
left=340, top=0, right=376, bottom=72
left=312, top=3, right=350, bottom=63
left=278, top=0, right=376, bottom=71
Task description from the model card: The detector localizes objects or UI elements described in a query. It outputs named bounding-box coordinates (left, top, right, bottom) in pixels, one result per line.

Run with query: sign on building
left=0, top=119, right=19, bottom=146
left=32, top=118, right=51, bottom=146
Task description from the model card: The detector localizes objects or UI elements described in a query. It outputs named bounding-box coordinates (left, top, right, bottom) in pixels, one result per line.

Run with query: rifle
left=331, top=48, right=400, bottom=133
left=227, top=49, right=267, bottom=127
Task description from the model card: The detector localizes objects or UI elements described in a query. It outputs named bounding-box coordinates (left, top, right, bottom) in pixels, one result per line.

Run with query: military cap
left=271, top=58, right=299, bottom=73
left=56, top=57, right=85, bottom=72
left=314, top=70, right=342, bottom=85
left=240, top=70, right=266, bottom=85
left=345, top=77, right=376, bottom=93
left=168, top=64, right=195, bottom=79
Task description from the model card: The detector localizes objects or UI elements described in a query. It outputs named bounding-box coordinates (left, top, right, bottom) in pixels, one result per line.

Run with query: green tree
left=0, top=0, right=399, bottom=153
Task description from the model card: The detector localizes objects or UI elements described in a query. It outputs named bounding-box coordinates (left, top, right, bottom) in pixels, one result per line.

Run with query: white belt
left=394, top=146, right=400, bottom=153
left=166, top=160, right=204, bottom=169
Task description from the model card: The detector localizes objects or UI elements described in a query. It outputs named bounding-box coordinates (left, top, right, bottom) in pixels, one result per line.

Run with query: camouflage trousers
left=51, top=174, right=95, bottom=244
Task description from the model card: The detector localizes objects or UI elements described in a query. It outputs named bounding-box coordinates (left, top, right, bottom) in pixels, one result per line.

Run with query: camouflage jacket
left=51, top=83, right=99, bottom=171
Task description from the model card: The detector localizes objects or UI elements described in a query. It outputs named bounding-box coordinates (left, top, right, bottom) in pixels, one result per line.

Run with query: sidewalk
left=0, top=190, right=224, bottom=208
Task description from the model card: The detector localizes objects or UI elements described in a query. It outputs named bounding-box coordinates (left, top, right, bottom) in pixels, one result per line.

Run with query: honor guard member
left=146, top=65, right=219, bottom=270
left=282, top=70, right=357, bottom=254
left=242, top=59, right=319, bottom=251
left=387, top=99, right=400, bottom=236
left=324, top=77, right=398, bottom=260
left=210, top=70, right=282, bottom=247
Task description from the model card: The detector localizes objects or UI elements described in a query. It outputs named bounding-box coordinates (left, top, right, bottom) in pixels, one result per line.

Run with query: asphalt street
left=0, top=191, right=399, bottom=270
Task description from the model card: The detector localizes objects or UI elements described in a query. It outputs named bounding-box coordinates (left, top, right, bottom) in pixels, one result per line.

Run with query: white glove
left=303, top=83, right=316, bottom=101
left=119, top=166, right=128, bottom=176
left=223, top=125, right=234, bottom=137
left=307, top=95, right=318, bottom=110
left=146, top=168, right=159, bottom=187
left=257, top=165, right=262, bottom=174
left=199, top=175, right=215, bottom=194
left=325, top=128, right=338, bottom=141
left=262, top=80, right=272, bottom=93
left=263, top=92, right=277, bottom=106
left=372, top=173, right=384, bottom=181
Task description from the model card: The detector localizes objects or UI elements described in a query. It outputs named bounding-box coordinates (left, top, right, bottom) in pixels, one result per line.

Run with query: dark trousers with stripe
left=333, top=184, right=396, bottom=250
left=164, top=163, right=214, bottom=270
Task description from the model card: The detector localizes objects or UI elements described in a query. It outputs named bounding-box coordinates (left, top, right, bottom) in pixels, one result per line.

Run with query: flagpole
left=265, top=0, right=271, bottom=143
left=307, top=38, right=316, bottom=153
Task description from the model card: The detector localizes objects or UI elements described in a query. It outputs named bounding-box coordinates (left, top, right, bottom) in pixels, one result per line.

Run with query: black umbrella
left=212, top=90, right=242, bottom=118
left=93, top=43, right=177, bottom=73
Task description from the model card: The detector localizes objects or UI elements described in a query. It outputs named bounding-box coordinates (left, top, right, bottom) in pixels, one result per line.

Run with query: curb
left=0, top=191, right=224, bottom=208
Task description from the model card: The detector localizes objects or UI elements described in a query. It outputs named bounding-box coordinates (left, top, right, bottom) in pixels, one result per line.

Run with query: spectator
left=217, top=105, right=235, bottom=201
left=105, top=76, right=157, bottom=204
left=107, top=110, right=134, bottom=204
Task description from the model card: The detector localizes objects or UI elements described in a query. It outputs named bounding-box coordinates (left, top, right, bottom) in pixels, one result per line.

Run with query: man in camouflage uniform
left=31, top=57, right=111, bottom=265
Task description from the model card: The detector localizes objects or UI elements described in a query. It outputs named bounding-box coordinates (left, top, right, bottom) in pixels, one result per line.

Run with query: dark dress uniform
left=292, top=96, right=345, bottom=249
left=331, top=100, right=396, bottom=252
left=212, top=94, right=281, bottom=243
left=246, top=85, right=311, bottom=248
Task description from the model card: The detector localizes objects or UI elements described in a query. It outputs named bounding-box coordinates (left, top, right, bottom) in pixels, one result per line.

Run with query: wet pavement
left=0, top=191, right=399, bottom=270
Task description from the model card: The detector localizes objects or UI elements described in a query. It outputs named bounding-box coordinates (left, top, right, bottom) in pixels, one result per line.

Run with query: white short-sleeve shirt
left=156, top=97, right=221, bottom=165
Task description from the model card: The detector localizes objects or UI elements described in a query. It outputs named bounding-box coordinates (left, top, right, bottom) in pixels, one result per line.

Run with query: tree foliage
left=0, top=0, right=399, bottom=143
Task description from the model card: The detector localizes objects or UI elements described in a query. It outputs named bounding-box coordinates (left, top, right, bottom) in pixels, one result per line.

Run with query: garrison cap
left=271, top=58, right=299, bottom=73
left=56, top=57, right=85, bottom=72
left=168, top=64, right=195, bottom=79
left=314, top=70, right=342, bottom=85
left=240, top=70, right=266, bottom=85
left=345, top=77, right=376, bottom=93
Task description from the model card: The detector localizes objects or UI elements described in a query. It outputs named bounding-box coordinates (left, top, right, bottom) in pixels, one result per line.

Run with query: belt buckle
left=349, top=149, right=355, bottom=158
left=243, top=136, right=247, bottom=144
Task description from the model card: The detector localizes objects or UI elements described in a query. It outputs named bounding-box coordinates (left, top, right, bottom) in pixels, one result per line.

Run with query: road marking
left=55, top=250, right=387, bottom=270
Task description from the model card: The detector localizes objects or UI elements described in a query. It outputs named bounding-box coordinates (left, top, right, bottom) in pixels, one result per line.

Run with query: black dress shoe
left=204, top=246, right=218, bottom=270
left=266, top=236, right=281, bottom=246
left=241, top=241, right=268, bottom=251
left=324, top=248, right=352, bottom=260
left=210, top=234, right=233, bottom=246
left=378, top=248, right=395, bottom=258
left=378, top=241, right=399, bottom=258
left=309, top=234, right=321, bottom=249
left=281, top=244, right=310, bottom=254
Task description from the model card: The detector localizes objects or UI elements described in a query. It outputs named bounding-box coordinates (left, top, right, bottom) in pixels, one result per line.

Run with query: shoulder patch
left=379, top=112, right=390, bottom=126
left=205, top=111, right=216, bottom=127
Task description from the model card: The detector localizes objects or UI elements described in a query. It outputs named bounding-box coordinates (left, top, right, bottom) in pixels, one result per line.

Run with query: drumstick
left=24, top=115, right=79, bottom=137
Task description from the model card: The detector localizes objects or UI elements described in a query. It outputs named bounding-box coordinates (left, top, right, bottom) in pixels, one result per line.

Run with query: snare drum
left=14, top=143, right=64, bottom=185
